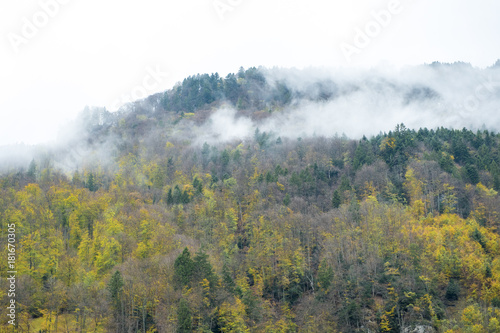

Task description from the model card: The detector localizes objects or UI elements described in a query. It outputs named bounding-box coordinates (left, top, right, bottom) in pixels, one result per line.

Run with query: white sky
left=1, top=0, right=499, bottom=145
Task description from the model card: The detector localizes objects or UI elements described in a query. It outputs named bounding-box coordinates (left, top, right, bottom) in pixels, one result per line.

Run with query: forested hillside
left=1, top=67, right=500, bottom=332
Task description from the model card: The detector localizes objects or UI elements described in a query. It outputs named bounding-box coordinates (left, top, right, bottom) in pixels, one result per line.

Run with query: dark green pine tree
left=192, top=177, right=203, bottom=194
left=201, top=142, right=210, bottom=169
left=352, top=140, right=374, bottom=170
left=445, top=279, right=460, bottom=301
left=222, top=262, right=235, bottom=293
left=177, top=298, right=192, bottom=333
left=464, top=164, right=479, bottom=185
left=494, top=174, right=500, bottom=192
left=174, top=248, right=194, bottom=287
left=166, top=188, right=174, bottom=204
left=86, top=172, right=97, bottom=192
left=317, top=259, right=334, bottom=295
left=221, top=149, right=230, bottom=168
left=332, top=189, right=341, bottom=208
left=283, top=193, right=291, bottom=206
left=27, top=159, right=37, bottom=179
left=72, top=170, right=82, bottom=186
left=181, top=190, right=190, bottom=204
left=338, top=174, right=352, bottom=204
left=193, top=250, right=217, bottom=287
left=490, top=161, right=500, bottom=191
left=173, top=185, right=182, bottom=204
left=107, top=270, right=124, bottom=313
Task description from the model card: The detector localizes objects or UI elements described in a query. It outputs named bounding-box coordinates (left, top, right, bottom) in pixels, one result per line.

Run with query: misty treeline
left=158, top=62, right=500, bottom=117
left=1, top=110, right=500, bottom=332
left=1, top=64, right=500, bottom=332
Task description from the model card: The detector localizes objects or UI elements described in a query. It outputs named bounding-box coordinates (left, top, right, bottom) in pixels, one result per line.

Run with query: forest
left=1, top=67, right=500, bottom=332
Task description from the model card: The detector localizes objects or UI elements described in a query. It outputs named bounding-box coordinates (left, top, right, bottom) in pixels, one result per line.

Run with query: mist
left=182, top=62, right=500, bottom=145
left=1, top=61, right=500, bottom=173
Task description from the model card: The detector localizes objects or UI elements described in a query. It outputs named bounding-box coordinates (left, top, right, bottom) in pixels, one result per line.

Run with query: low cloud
left=189, top=62, right=500, bottom=143
left=2, top=62, right=500, bottom=172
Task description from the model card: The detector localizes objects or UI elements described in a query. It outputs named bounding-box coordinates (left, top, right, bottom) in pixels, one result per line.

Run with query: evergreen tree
left=332, top=189, right=341, bottom=208
left=317, top=259, right=333, bottom=296
left=173, top=185, right=182, bottom=204
left=107, top=270, right=124, bottom=324
left=201, top=142, right=210, bottom=169
left=27, top=159, right=37, bottom=179
left=445, top=279, right=460, bottom=301
left=464, top=164, right=479, bottom=184
left=86, top=172, right=97, bottom=192
left=193, top=177, right=203, bottom=194
left=174, top=248, right=194, bottom=287
left=193, top=250, right=217, bottom=287
left=283, top=193, right=291, bottom=206
left=181, top=190, right=190, bottom=204
left=177, top=299, right=192, bottom=333
left=166, top=188, right=174, bottom=204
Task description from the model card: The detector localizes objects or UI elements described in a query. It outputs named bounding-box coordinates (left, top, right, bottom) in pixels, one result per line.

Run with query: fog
left=1, top=62, right=500, bottom=172
left=187, top=62, right=500, bottom=144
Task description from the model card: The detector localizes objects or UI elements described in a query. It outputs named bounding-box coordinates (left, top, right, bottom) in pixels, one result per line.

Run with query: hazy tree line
left=1, top=65, right=500, bottom=332
left=1, top=112, right=500, bottom=332
left=160, top=67, right=339, bottom=113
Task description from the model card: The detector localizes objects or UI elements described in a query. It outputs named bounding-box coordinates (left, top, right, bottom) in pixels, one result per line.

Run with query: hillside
left=1, top=66, right=500, bottom=332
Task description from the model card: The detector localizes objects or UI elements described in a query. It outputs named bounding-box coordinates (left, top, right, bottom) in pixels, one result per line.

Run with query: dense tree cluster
left=1, top=72, right=500, bottom=332
left=160, top=67, right=339, bottom=113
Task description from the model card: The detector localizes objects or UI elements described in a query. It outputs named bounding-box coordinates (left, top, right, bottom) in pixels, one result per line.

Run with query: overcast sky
left=1, top=0, right=499, bottom=145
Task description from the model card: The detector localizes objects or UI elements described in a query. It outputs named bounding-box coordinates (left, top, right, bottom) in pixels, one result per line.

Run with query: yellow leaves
left=292, top=248, right=305, bottom=278
left=38, top=309, right=59, bottom=333
left=203, top=188, right=217, bottom=213
left=140, top=161, right=157, bottom=187
left=384, top=263, right=400, bottom=277
left=416, top=294, right=435, bottom=319
left=462, top=304, right=483, bottom=328
left=489, top=317, right=500, bottom=333
left=476, top=182, right=498, bottom=197
left=412, top=210, right=500, bottom=288
left=265, top=303, right=297, bottom=333
left=441, top=183, right=457, bottom=214
left=404, top=168, right=424, bottom=213
left=249, top=167, right=261, bottom=185
left=226, top=207, right=238, bottom=231
left=363, top=181, right=377, bottom=200
left=183, top=183, right=194, bottom=197
left=379, top=313, right=391, bottom=332
left=483, top=283, right=500, bottom=306
left=173, top=170, right=189, bottom=185
left=201, top=277, right=210, bottom=290
left=201, top=278, right=211, bottom=308
left=253, top=272, right=265, bottom=298
left=24, top=182, right=42, bottom=197
left=234, top=143, right=244, bottom=152
left=380, top=137, right=396, bottom=151
left=223, top=177, right=237, bottom=191
left=95, top=236, right=121, bottom=274
left=235, top=275, right=250, bottom=295
left=5, top=207, right=23, bottom=228
left=215, top=220, right=236, bottom=256
left=78, top=231, right=93, bottom=267
left=366, top=194, right=378, bottom=204
left=105, top=210, right=124, bottom=236
left=135, top=242, right=149, bottom=259
left=276, top=181, right=285, bottom=191
left=217, top=297, right=249, bottom=333
left=410, top=199, right=425, bottom=218
left=472, top=202, right=486, bottom=218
